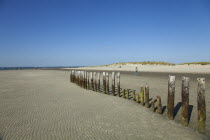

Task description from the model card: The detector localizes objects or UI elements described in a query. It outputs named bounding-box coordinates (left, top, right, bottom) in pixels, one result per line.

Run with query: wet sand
left=0, top=70, right=209, bottom=140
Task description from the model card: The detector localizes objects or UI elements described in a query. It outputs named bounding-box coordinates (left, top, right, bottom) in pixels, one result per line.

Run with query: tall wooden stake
left=126, top=89, right=129, bottom=99
left=122, top=89, right=126, bottom=98
left=91, top=72, right=94, bottom=90
left=132, top=90, right=136, bottom=101
left=87, top=72, right=89, bottom=89
left=117, top=72, right=120, bottom=97
left=144, top=84, right=149, bottom=108
left=167, top=75, right=175, bottom=119
left=97, top=72, right=100, bottom=92
left=106, top=72, right=109, bottom=94
left=197, top=78, right=206, bottom=133
left=140, top=87, right=144, bottom=105
left=181, top=76, right=189, bottom=126
left=112, top=72, right=115, bottom=96
left=103, top=72, right=106, bottom=93
left=94, top=72, right=97, bottom=91
left=157, top=96, right=162, bottom=114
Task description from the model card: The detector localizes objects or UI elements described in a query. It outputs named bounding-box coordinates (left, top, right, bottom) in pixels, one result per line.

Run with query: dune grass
left=104, top=61, right=175, bottom=66
left=180, top=62, right=210, bottom=65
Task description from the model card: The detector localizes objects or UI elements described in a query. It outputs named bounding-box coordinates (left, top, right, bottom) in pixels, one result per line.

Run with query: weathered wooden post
left=144, top=85, right=149, bottom=108
left=83, top=71, right=87, bottom=89
left=132, top=90, right=136, bottom=101
left=87, top=72, right=90, bottom=89
left=181, top=76, right=189, bottom=126
left=74, top=71, right=77, bottom=84
left=136, top=93, right=140, bottom=103
left=126, top=89, right=129, bottom=99
left=122, top=89, right=126, bottom=98
left=94, top=72, right=97, bottom=91
left=117, top=72, right=120, bottom=97
left=106, top=72, right=109, bottom=94
left=81, top=71, right=84, bottom=88
left=91, top=72, right=94, bottom=90
left=157, top=96, right=162, bottom=114
left=85, top=71, right=88, bottom=89
left=97, top=72, right=100, bottom=92
left=150, top=99, right=155, bottom=112
left=81, top=71, right=84, bottom=87
left=75, top=71, right=77, bottom=84
left=103, top=72, right=106, bottom=93
left=112, top=72, right=115, bottom=96
left=77, top=71, right=80, bottom=86
left=197, top=78, right=206, bottom=133
left=77, top=71, right=79, bottom=85
left=140, top=87, right=144, bottom=105
left=72, top=70, right=74, bottom=83
left=167, top=75, right=175, bottom=119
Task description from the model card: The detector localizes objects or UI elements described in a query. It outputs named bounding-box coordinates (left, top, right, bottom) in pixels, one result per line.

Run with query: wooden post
left=112, top=72, right=115, bottom=96
left=144, top=85, right=149, bottom=108
left=150, top=99, right=155, bottom=112
left=167, top=75, right=175, bottom=119
left=140, top=87, right=144, bottom=105
left=81, top=71, right=84, bottom=88
left=91, top=72, right=94, bottom=90
left=126, top=89, right=130, bottom=99
left=84, top=71, right=87, bottom=89
left=80, top=71, right=82, bottom=87
left=87, top=72, right=89, bottom=89
left=75, top=71, right=77, bottom=84
left=72, top=70, right=74, bottom=83
left=94, top=72, right=97, bottom=91
left=97, top=72, right=100, bottom=92
left=70, top=70, right=72, bottom=82
left=81, top=71, right=83, bottom=87
left=103, top=72, right=106, bottom=94
left=122, top=89, right=126, bottom=98
left=132, top=90, right=136, bottom=101
left=85, top=71, right=88, bottom=89
left=157, top=96, right=162, bottom=114
left=78, top=71, right=80, bottom=86
left=77, top=71, right=79, bottom=85
left=197, top=78, right=206, bottom=133
left=117, top=72, right=120, bottom=97
left=106, top=72, right=109, bottom=94
left=181, top=76, right=189, bottom=126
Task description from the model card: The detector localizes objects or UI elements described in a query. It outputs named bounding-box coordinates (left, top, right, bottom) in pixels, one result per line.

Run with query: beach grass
left=180, top=62, right=210, bottom=65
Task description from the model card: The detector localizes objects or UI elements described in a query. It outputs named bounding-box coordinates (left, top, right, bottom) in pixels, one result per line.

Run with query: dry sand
left=63, top=64, right=210, bottom=74
left=0, top=70, right=209, bottom=140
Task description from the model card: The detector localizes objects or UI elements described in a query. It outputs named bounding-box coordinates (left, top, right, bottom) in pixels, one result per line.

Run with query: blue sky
left=0, top=0, right=210, bottom=67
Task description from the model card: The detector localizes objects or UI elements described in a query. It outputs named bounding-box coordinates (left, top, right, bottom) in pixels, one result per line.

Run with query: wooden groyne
left=70, top=70, right=206, bottom=134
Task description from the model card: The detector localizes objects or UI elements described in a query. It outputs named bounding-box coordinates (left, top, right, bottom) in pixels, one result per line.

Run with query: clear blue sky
left=0, top=0, right=210, bottom=67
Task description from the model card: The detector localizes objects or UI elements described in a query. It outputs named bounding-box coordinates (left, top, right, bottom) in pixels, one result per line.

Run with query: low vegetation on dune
left=89, top=61, right=210, bottom=67
left=180, top=62, right=210, bottom=65
left=103, top=61, right=176, bottom=66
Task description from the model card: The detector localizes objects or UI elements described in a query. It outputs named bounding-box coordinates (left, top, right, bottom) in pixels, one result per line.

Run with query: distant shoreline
left=62, top=64, right=210, bottom=74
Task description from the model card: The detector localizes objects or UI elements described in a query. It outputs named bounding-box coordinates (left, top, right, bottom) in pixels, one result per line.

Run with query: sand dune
left=0, top=70, right=208, bottom=140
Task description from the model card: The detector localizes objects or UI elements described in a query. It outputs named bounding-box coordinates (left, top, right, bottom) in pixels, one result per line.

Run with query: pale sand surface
left=63, top=64, right=210, bottom=74
left=0, top=70, right=209, bottom=140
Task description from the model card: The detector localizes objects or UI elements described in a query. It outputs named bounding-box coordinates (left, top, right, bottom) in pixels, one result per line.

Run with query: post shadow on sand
left=162, top=106, right=167, bottom=114
left=188, top=105, right=193, bottom=123
left=173, top=102, right=182, bottom=118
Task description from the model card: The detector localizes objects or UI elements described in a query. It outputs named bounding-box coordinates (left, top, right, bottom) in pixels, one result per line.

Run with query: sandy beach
left=63, top=64, right=210, bottom=74
left=0, top=70, right=209, bottom=140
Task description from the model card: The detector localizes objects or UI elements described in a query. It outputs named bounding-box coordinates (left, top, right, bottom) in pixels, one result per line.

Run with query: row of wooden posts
left=69, top=70, right=206, bottom=134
